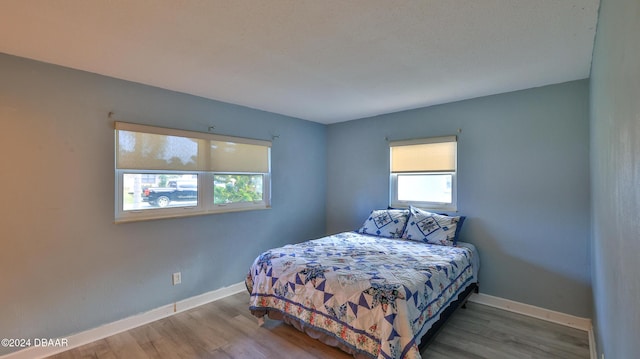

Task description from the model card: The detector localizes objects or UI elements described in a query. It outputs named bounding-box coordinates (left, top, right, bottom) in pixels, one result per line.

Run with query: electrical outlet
left=172, top=272, right=181, bottom=285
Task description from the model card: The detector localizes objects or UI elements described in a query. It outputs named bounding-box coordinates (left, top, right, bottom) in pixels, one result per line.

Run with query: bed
left=246, top=207, right=479, bottom=359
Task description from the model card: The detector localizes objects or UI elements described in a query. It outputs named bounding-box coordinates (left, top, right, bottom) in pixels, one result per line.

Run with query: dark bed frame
left=417, top=282, right=479, bottom=352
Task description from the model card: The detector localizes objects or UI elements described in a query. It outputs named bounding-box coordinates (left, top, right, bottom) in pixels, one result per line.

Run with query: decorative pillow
left=402, top=206, right=465, bottom=246
left=357, top=209, right=409, bottom=238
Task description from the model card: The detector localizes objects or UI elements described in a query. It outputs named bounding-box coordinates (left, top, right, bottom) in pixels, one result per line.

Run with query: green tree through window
left=214, top=174, right=263, bottom=204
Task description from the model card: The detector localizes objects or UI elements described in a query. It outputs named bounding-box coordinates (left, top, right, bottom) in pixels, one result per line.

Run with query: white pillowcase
left=357, top=209, right=409, bottom=238
left=402, top=206, right=464, bottom=246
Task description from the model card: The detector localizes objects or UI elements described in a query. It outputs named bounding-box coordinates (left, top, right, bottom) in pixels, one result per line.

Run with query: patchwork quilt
left=246, top=232, right=475, bottom=359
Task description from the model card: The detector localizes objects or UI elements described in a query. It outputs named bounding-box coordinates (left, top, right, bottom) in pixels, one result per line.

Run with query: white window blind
left=390, top=136, right=456, bottom=173
left=209, top=140, right=270, bottom=173
left=115, top=122, right=271, bottom=172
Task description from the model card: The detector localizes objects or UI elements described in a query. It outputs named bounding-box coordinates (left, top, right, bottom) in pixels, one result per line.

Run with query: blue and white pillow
left=357, top=209, right=409, bottom=238
left=402, top=206, right=465, bottom=246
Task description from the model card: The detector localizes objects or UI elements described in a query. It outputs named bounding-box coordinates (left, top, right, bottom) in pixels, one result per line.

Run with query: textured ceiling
left=0, top=0, right=600, bottom=124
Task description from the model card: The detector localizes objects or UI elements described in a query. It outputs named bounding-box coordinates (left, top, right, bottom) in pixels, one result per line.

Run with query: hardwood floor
left=49, top=291, right=589, bottom=359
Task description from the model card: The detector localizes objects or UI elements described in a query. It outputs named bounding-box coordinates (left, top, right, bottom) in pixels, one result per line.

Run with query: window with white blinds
left=114, top=122, right=271, bottom=222
left=389, top=136, right=457, bottom=211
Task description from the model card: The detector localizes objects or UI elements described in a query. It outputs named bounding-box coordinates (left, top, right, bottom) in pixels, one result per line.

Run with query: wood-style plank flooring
left=49, top=291, right=589, bottom=359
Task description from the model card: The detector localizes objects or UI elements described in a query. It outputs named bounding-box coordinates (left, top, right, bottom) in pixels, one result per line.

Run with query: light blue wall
left=0, top=53, right=327, bottom=355
left=0, top=49, right=598, bottom=356
left=327, top=80, right=592, bottom=317
left=590, top=0, right=640, bottom=357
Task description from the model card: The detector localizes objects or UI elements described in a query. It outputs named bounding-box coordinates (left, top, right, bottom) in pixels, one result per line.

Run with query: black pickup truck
left=147, top=180, right=197, bottom=207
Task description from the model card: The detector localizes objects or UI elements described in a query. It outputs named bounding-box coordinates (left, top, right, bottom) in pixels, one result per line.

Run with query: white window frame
left=389, top=136, right=457, bottom=212
left=114, top=122, right=271, bottom=223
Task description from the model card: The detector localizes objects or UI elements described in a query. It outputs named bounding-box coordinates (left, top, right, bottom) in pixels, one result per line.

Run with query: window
left=115, top=122, right=271, bottom=222
left=389, top=136, right=457, bottom=211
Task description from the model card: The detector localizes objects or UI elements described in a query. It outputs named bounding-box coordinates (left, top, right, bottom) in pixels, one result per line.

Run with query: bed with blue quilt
left=246, top=207, right=479, bottom=359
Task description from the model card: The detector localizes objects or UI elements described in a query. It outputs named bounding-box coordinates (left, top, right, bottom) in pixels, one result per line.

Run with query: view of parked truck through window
left=123, top=173, right=263, bottom=211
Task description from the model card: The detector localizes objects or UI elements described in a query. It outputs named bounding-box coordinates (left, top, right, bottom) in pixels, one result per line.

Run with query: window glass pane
left=213, top=174, right=263, bottom=205
left=122, top=173, right=198, bottom=211
left=397, top=174, right=452, bottom=203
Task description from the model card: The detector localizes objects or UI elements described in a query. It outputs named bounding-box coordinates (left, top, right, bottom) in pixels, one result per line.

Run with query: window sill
left=390, top=201, right=457, bottom=213
left=114, top=205, right=271, bottom=224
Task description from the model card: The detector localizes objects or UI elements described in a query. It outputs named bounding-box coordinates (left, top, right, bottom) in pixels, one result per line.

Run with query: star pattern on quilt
left=363, top=283, right=406, bottom=313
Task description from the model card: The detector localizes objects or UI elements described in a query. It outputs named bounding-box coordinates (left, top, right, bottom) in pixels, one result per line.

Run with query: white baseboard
left=1, top=282, right=246, bottom=359
left=588, top=326, right=597, bottom=359
left=468, top=292, right=592, bottom=331
left=468, top=293, right=596, bottom=358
